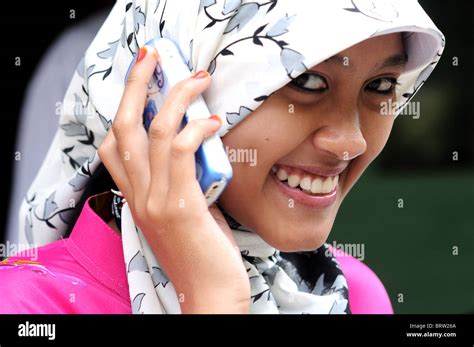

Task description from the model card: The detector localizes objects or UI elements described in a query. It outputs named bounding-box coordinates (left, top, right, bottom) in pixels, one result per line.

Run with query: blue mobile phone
left=125, top=38, right=232, bottom=206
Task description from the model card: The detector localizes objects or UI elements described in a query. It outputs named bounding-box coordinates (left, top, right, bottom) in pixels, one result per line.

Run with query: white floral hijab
left=19, top=0, right=445, bottom=313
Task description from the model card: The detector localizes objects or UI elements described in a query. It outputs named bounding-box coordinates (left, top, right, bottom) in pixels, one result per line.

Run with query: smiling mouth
left=271, top=164, right=339, bottom=196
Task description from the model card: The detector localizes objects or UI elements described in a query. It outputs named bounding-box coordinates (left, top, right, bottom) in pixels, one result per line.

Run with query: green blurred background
left=328, top=1, right=474, bottom=313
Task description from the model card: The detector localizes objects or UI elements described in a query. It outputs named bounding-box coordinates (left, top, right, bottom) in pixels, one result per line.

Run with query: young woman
left=1, top=0, right=444, bottom=313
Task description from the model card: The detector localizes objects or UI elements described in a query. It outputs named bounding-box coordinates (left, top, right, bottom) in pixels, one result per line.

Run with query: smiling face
left=218, top=33, right=407, bottom=252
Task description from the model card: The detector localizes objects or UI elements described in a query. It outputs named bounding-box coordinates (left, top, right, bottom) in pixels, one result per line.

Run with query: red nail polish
left=137, top=47, right=148, bottom=63
left=209, top=114, right=221, bottom=125
left=192, top=70, right=209, bottom=79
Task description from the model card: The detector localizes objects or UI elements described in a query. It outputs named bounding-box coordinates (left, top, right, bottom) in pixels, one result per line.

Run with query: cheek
left=222, top=97, right=302, bottom=182
left=218, top=95, right=317, bottom=235
left=363, top=113, right=395, bottom=158
left=218, top=102, right=293, bottom=224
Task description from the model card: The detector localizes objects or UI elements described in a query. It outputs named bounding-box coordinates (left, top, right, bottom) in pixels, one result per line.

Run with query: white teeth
left=311, top=178, right=323, bottom=194
left=273, top=165, right=340, bottom=195
left=276, top=168, right=288, bottom=181
left=299, top=176, right=312, bottom=191
left=287, top=174, right=300, bottom=188
left=322, top=177, right=333, bottom=193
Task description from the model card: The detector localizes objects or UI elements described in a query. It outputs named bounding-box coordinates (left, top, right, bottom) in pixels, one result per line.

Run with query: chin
left=259, top=218, right=335, bottom=252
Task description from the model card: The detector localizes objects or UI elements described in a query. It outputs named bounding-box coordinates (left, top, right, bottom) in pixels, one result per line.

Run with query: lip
left=270, top=171, right=338, bottom=209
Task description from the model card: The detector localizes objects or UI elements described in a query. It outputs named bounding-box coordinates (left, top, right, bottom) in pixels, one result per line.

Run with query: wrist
left=180, top=289, right=250, bottom=314
left=178, top=280, right=251, bottom=314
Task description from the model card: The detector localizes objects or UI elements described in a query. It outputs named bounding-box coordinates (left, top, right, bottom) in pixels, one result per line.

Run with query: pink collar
left=66, top=196, right=130, bottom=302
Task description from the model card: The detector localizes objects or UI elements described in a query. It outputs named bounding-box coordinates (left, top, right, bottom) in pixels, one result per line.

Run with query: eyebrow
left=320, top=52, right=408, bottom=71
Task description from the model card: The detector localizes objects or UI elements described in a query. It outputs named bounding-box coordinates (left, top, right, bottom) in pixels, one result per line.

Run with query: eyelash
left=289, top=73, right=328, bottom=94
left=365, top=77, right=400, bottom=95
left=289, top=73, right=400, bottom=95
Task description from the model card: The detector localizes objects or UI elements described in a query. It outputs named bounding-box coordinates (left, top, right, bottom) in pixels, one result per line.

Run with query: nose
left=311, top=107, right=367, bottom=161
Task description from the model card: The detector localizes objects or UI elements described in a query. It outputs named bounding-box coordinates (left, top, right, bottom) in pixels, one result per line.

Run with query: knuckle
left=98, top=133, right=116, bottom=162
left=112, top=118, right=131, bottom=136
left=97, top=146, right=108, bottom=164
left=145, top=200, right=160, bottom=222
left=186, top=119, right=209, bottom=139
left=170, top=138, right=193, bottom=157
left=188, top=119, right=205, bottom=132
left=130, top=201, right=148, bottom=226
left=111, top=121, right=121, bottom=136
left=131, top=206, right=147, bottom=227
left=149, top=121, right=170, bottom=140
left=169, top=83, right=192, bottom=108
left=97, top=139, right=111, bottom=159
left=125, top=72, right=146, bottom=88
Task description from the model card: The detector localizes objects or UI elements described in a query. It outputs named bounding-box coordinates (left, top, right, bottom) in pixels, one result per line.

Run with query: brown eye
left=366, top=77, right=399, bottom=94
left=290, top=73, right=328, bottom=93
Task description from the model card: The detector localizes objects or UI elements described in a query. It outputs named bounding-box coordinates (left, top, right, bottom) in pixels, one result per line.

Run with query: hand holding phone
left=101, top=42, right=250, bottom=312
left=102, top=40, right=251, bottom=313
left=126, top=38, right=232, bottom=206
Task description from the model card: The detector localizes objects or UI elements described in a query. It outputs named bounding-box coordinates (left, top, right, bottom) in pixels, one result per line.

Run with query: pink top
left=333, top=248, right=394, bottom=314
left=0, top=197, right=132, bottom=314
left=0, top=197, right=392, bottom=314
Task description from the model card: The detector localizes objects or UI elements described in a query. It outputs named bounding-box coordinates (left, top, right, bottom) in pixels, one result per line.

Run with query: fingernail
left=192, top=70, right=209, bottom=79
left=151, top=47, right=159, bottom=61
left=209, top=114, right=222, bottom=125
left=137, top=47, right=148, bottom=63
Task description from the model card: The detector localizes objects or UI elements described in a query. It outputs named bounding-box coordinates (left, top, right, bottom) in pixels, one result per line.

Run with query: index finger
left=112, top=45, right=160, bottom=202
